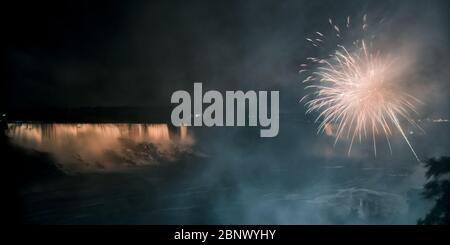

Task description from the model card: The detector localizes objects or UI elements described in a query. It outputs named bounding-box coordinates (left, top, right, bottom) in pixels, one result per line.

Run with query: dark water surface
left=5, top=119, right=450, bottom=224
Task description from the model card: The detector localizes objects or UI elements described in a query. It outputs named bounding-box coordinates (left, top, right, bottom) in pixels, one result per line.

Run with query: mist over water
left=7, top=119, right=449, bottom=224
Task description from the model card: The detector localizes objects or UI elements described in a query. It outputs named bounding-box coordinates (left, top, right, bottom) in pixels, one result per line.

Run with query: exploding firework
left=300, top=15, right=422, bottom=161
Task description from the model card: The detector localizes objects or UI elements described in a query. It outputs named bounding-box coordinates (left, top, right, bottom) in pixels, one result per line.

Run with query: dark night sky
left=3, top=0, right=449, bottom=116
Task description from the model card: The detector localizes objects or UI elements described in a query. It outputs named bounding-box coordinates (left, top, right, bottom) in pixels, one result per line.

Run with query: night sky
left=4, top=0, right=449, bottom=115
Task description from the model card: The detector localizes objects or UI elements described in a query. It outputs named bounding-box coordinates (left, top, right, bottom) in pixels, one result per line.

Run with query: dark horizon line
left=1, top=106, right=173, bottom=124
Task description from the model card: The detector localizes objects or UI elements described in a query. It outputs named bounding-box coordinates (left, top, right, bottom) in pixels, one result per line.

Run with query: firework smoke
left=300, top=15, right=422, bottom=161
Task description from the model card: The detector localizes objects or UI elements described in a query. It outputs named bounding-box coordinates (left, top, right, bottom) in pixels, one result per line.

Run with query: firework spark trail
left=300, top=15, right=422, bottom=161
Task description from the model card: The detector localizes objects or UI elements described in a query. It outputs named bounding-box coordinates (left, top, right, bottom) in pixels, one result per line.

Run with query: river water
left=6, top=120, right=449, bottom=224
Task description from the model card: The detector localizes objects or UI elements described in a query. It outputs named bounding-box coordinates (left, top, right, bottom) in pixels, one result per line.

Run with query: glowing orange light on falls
left=6, top=123, right=194, bottom=172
